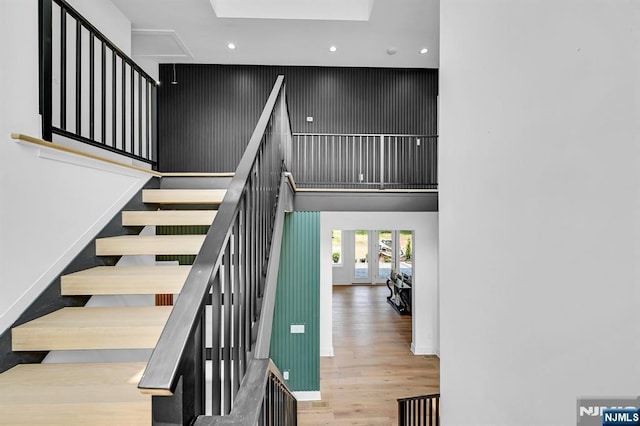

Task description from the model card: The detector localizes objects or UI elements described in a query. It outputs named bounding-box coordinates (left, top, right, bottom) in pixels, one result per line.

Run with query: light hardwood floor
left=297, top=285, right=440, bottom=425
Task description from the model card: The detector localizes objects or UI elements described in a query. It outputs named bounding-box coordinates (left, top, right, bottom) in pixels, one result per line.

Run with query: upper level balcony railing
left=39, top=0, right=157, bottom=166
left=289, top=133, right=438, bottom=190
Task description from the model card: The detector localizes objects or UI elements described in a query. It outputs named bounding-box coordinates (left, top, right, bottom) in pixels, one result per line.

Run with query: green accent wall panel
left=270, top=212, right=320, bottom=392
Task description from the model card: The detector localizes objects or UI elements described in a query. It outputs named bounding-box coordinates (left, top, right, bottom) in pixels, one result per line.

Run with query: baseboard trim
left=411, top=343, right=438, bottom=355
left=320, top=345, right=334, bottom=357
left=293, top=391, right=321, bottom=401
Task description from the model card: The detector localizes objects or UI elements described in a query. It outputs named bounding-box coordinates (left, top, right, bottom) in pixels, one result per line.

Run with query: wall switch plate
left=283, top=371, right=289, bottom=380
left=290, top=324, right=305, bottom=334
left=416, top=138, right=421, bottom=146
left=306, top=116, right=314, bottom=122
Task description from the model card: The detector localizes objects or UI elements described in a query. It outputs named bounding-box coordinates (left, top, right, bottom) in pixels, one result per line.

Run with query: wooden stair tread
left=0, top=362, right=149, bottom=425
left=61, top=265, right=191, bottom=295
left=96, top=235, right=206, bottom=256
left=122, top=210, right=217, bottom=226
left=12, top=306, right=172, bottom=351
left=142, top=189, right=226, bottom=204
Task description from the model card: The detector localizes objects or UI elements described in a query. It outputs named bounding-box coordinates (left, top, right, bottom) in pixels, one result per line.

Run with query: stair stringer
left=0, top=177, right=160, bottom=373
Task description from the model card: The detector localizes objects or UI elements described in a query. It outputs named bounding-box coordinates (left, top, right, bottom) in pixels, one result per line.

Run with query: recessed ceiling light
left=329, top=45, right=337, bottom=52
left=420, top=48, right=429, bottom=54
left=227, top=42, right=236, bottom=50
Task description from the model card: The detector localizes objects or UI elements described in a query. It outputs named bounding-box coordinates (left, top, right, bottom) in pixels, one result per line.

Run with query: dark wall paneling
left=158, top=64, right=438, bottom=172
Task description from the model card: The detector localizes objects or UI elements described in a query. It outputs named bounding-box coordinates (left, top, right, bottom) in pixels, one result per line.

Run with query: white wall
left=0, top=0, right=151, bottom=334
left=320, top=212, right=439, bottom=357
left=439, top=1, right=640, bottom=425
left=331, top=230, right=353, bottom=284
left=66, top=0, right=158, bottom=80
left=66, top=0, right=131, bottom=55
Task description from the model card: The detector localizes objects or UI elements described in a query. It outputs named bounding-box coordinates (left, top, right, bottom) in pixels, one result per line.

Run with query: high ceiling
left=110, top=0, right=439, bottom=70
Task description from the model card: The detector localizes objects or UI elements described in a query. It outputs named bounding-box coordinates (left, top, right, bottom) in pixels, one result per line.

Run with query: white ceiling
left=111, top=0, right=439, bottom=69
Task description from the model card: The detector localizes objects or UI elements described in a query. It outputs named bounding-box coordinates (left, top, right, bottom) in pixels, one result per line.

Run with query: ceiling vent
left=131, top=30, right=193, bottom=58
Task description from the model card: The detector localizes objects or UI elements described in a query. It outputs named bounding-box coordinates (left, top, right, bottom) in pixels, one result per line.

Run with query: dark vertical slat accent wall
left=157, top=64, right=438, bottom=172
left=270, top=212, right=320, bottom=392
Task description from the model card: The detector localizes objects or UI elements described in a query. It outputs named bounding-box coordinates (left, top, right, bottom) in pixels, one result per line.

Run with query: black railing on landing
left=138, top=76, right=296, bottom=425
left=290, top=133, right=438, bottom=190
left=39, top=0, right=157, bottom=166
left=200, top=361, right=298, bottom=426
left=398, top=393, right=440, bottom=426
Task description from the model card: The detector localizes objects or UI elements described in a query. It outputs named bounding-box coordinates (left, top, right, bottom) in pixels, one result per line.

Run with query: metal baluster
left=223, top=243, right=232, bottom=414
left=111, top=50, right=116, bottom=148
left=210, top=273, right=221, bottom=415
left=138, top=73, right=142, bottom=157
left=130, top=65, right=134, bottom=155
left=75, top=19, right=81, bottom=135
left=60, top=9, right=66, bottom=129
left=232, top=220, right=241, bottom=397
left=121, top=58, right=126, bottom=151
left=39, top=0, right=53, bottom=141
left=89, top=32, right=94, bottom=140
left=100, top=42, right=106, bottom=144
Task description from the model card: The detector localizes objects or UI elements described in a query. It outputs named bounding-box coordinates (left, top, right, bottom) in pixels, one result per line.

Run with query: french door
left=352, top=230, right=413, bottom=284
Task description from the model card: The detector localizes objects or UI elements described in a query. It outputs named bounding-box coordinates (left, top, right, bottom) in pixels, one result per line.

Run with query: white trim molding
left=320, top=345, right=334, bottom=357
left=292, top=391, right=321, bottom=401
left=411, top=343, right=438, bottom=356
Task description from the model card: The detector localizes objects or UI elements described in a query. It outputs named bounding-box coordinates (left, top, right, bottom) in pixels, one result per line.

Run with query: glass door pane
left=377, top=230, right=393, bottom=282
left=332, top=230, right=342, bottom=265
left=354, top=230, right=369, bottom=281
left=399, top=230, right=413, bottom=278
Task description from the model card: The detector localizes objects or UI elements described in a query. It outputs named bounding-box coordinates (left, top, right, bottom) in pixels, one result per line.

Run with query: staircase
left=0, top=187, right=225, bottom=425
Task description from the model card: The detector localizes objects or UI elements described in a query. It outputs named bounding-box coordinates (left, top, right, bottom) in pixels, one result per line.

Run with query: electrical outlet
left=283, top=371, right=289, bottom=380
left=306, top=116, right=314, bottom=122
left=359, top=173, right=364, bottom=182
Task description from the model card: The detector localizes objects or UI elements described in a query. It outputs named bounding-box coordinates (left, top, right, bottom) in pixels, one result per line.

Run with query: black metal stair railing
left=138, top=75, right=297, bottom=425
left=39, top=0, right=157, bottom=165
left=398, top=393, right=440, bottom=426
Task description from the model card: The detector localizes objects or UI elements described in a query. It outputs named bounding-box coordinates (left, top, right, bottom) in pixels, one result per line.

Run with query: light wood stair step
left=12, top=306, right=172, bottom=351
left=142, top=189, right=226, bottom=204
left=122, top=210, right=217, bottom=226
left=0, top=362, right=149, bottom=425
left=61, top=265, right=191, bottom=295
left=95, top=235, right=206, bottom=256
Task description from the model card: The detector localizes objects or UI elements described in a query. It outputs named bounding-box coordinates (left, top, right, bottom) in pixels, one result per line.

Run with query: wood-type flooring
left=297, top=285, right=440, bottom=425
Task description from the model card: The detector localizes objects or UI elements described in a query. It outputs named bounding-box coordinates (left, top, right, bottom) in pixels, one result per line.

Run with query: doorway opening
left=320, top=211, right=439, bottom=360
left=332, top=230, right=413, bottom=284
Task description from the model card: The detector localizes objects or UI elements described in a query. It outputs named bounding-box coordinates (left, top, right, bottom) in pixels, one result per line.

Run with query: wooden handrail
left=161, top=172, right=235, bottom=177
left=12, top=134, right=435, bottom=195
left=10, top=134, right=234, bottom=178
left=283, top=171, right=298, bottom=192
left=11, top=133, right=162, bottom=176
